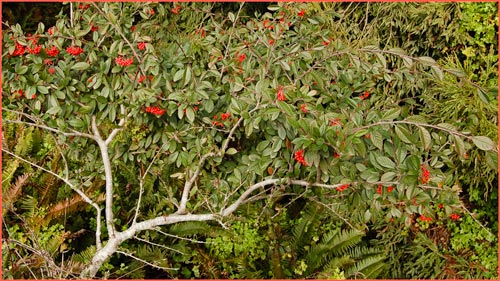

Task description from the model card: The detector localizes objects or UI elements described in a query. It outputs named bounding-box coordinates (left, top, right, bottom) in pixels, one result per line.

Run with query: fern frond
left=2, top=173, right=30, bottom=216
left=14, top=127, right=34, bottom=157
left=346, top=245, right=383, bottom=259
left=318, top=255, right=354, bottom=277
left=327, top=229, right=364, bottom=256
left=20, top=195, right=39, bottom=217
left=71, top=245, right=96, bottom=264
left=42, top=192, right=105, bottom=225
left=2, top=159, right=19, bottom=190
left=291, top=203, right=324, bottom=254
left=346, top=254, right=386, bottom=279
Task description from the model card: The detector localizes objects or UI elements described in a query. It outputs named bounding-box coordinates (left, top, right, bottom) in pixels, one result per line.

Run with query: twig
left=133, top=143, right=167, bottom=224
left=116, top=250, right=178, bottom=271
left=154, top=228, right=211, bottom=244
left=133, top=236, right=185, bottom=255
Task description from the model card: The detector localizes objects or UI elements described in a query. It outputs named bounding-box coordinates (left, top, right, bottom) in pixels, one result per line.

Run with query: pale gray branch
left=176, top=152, right=215, bottom=215
left=105, top=104, right=127, bottom=146
left=116, top=250, right=178, bottom=271
left=3, top=119, right=95, bottom=139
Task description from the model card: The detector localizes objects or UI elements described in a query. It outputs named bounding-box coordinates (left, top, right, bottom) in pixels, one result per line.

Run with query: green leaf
left=453, top=135, right=466, bottom=157
left=204, top=99, right=214, bottom=113
left=226, top=148, right=237, bottom=155
left=476, top=88, right=490, bottom=104
left=417, top=126, right=431, bottom=150
left=376, top=156, right=396, bottom=169
left=405, top=115, right=427, bottom=123
left=186, top=107, right=195, bottom=123
left=418, top=56, right=437, bottom=66
left=430, top=65, right=443, bottom=80
left=395, top=125, right=412, bottom=144
left=444, top=67, right=466, bottom=78
left=381, top=108, right=400, bottom=121
left=173, top=69, right=184, bottom=82
left=45, top=106, right=61, bottom=115
left=15, top=65, right=28, bottom=75
left=71, top=62, right=90, bottom=71
left=228, top=12, right=235, bottom=22
left=36, top=85, right=49, bottom=94
left=381, top=172, right=397, bottom=182
left=233, top=77, right=244, bottom=92
left=68, top=118, right=84, bottom=128
left=370, top=131, right=384, bottom=150
left=471, top=136, right=495, bottom=151
left=352, top=129, right=369, bottom=138
left=364, top=209, right=372, bottom=223
left=184, top=66, right=192, bottom=87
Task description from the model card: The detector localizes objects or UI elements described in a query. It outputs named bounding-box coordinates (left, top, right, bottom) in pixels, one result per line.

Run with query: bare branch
left=2, top=119, right=95, bottom=140
left=177, top=114, right=245, bottom=215
left=134, top=143, right=170, bottom=224
left=133, top=236, right=185, bottom=255
left=116, top=250, right=178, bottom=271
left=95, top=138, right=116, bottom=238
left=310, top=197, right=357, bottom=230
left=176, top=152, right=214, bottom=215
left=154, top=228, right=211, bottom=244
left=91, top=115, right=103, bottom=140
left=105, top=104, right=127, bottom=146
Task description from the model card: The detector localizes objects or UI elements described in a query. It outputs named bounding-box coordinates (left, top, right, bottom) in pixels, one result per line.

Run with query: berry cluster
left=238, top=53, right=246, bottom=63
left=145, top=106, right=166, bottom=116
left=450, top=214, right=460, bottom=221
left=27, top=44, right=42, bottom=55
left=418, top=215, right=432, bottom=222
left=66, top=45, right=84, bottom=56
left=212, top=112, right=231, bottom=127
left=45, top=46, right=59, bottom=57
left=138, top=42, right=146, bottom=50
left=277, top=86, right=286, bottom=101
left=116, top=56, right=134, bottom=66
left=294, top=149, right=308, bottom=166
left=376, top=184, right=394, bottom=195
left=12, top=41, right=25, bottom=56
left=360, top=91, right=370, bottom=100
left=336, top=183, right=350, bottom=192
left=420, top=164, right=430, bottom=184
left=171, top=5, right=181, bottom=14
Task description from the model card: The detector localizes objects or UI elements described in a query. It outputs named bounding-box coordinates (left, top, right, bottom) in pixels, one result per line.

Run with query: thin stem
left=2, top=119, right=95, bottom=140
left=176, top=152, right=215, bottom=214
left=116, top=250, right=178, bottom=271
left=133, top=236, right=185, bottom=255
left=105, top=104, right=127, bottom=146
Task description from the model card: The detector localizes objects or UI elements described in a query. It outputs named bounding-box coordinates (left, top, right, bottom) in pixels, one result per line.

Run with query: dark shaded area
left=2, top=2, right=67, bottom=32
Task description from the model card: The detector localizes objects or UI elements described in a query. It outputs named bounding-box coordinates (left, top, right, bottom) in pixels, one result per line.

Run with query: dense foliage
left=2, top=2, right=497, bottom=279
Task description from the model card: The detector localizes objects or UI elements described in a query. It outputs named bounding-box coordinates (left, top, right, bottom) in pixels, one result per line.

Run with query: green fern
left=345, top=254, right=386, bottom=279
left=71, top=245, right=96, bottom=264
left=2, top=159, right=20, bottom=190
left=2, top=173, right=30, bottom=216
left=291, top=203, right=325, bottom=256
left=14, top=126, right=34, bottom=157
